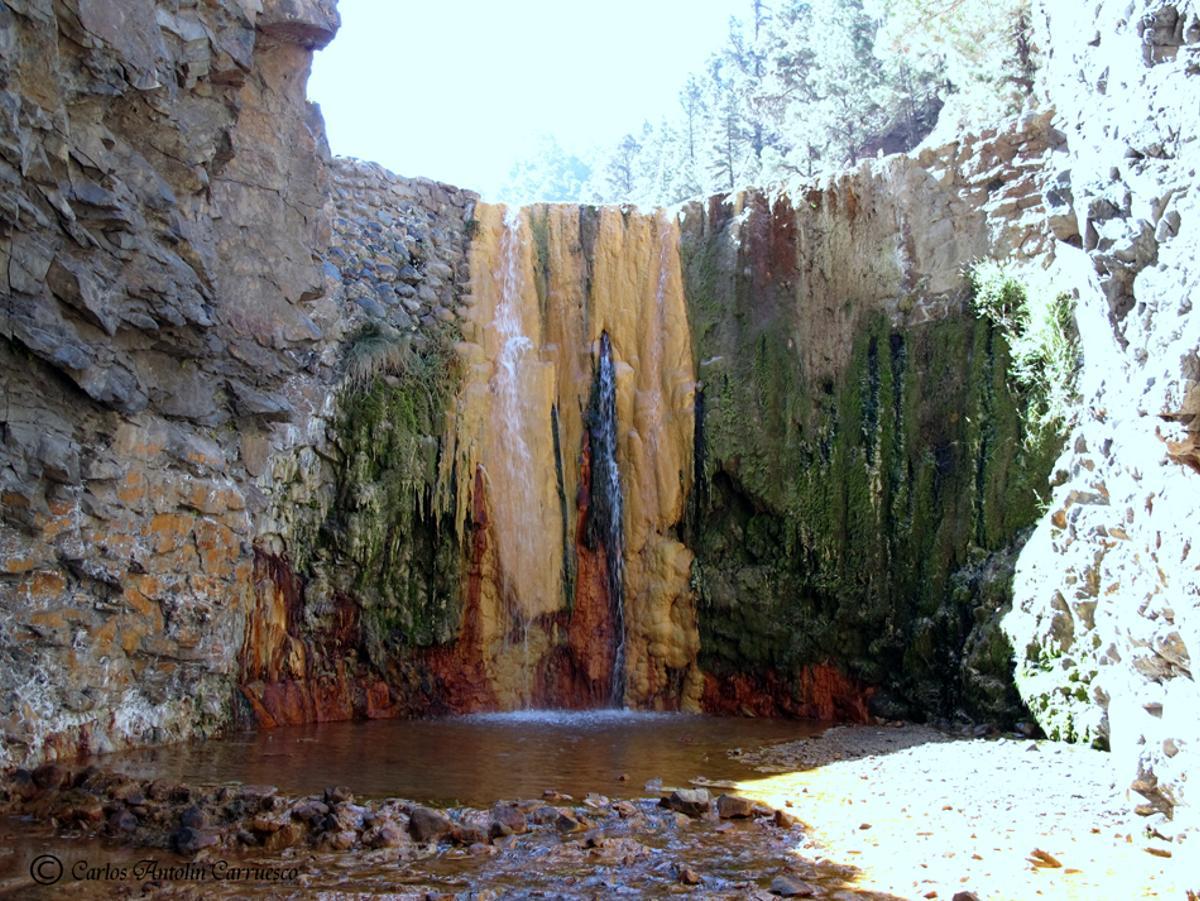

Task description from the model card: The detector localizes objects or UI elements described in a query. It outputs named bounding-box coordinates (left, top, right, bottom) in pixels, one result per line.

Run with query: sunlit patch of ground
left=733, top=725, right=1193, bottom=899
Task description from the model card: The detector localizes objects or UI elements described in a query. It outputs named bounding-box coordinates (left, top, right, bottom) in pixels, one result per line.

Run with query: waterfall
left=454, top=203, right=698, bottom=711
left=491, top=206, right=538, bottom=705
left=632, top=212, right=671, bottom=449
left=589, top=332, right=626, bottom=706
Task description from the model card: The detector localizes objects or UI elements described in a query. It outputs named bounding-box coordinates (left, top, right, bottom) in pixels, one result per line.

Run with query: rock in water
left=770, top=875, right=816, bottom=897
left=489, top=803, right=528, bottom=837
left=554, top=809, right=592, bottom=835
left=170, top=827, right=218, bottom=855
left=107, top=809, right=138, bottom=834
left=663, top=788, right=711, bottom=818
left=407, top=806, right=453, bottom=843
left=364, top=821, right=407, bottom=848
left=716, top=794, right=756, bottom=819
left=179, top=805, right=206, bottom=829
left=32, top=764, right=66, bottom=790
left=774, top=809, right=799, bottom=828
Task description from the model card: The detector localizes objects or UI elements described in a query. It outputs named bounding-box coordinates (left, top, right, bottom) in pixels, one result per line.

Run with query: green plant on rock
left=681, top=215, right=1063, bottom=724
left=967, top=259, right=1079, bottom=439
left=320, top=321, right=464, bottom=653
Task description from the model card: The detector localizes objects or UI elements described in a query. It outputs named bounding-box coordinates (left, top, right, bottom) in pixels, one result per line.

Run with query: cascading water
left=490, top=206, right=538, bottom=705
left=452, top=202, right=699, bottom=711
left=588, top=332, right=627, bottom=705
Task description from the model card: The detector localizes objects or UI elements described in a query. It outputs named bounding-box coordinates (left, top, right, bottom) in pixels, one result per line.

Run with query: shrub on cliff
left=968, top=260, right=1079, bottom=439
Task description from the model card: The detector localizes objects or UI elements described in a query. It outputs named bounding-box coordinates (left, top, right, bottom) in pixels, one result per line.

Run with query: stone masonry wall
left=238, top=159, right=478, bottom=726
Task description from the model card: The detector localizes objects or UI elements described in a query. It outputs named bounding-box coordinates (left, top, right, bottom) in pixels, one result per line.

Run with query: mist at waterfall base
left=101, top=713, right=820, bottom=808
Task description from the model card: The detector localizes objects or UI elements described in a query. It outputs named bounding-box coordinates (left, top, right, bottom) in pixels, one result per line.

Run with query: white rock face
left=1005, top=0, right=1200, bottom=835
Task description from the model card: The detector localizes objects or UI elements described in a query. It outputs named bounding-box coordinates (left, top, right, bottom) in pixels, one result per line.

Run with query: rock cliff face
left=0, top=0, right=339, bottom=765
left=681, top=150, right=1060, bottom=723
left=1003, top=0, right=1200, bottom=835
left=235, top=159, right=478, bottom=726
left=240, top=118, right=1062, bottom=730
left=2, top=0, right=1196, bottom=838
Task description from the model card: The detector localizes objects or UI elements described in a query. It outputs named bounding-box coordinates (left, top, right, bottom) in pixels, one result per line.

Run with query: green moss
left=528, top=207, right=552, bottom=323
left=968, top=260, right=1079, bottom=438
left=682, top=219, right=1061, bottom=725
left=313, top=324, right=464, bottom=657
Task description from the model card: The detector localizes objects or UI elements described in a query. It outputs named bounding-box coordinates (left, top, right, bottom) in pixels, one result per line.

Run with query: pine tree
left=503, top=0, right=1034, bottom=204
left=677, top=75, right=707, bottom=198
left=706, top=58, right=748, bottom=194
left=605, top=132, right=643, bottom=200
left=866, top=0, right=1035, bottom=132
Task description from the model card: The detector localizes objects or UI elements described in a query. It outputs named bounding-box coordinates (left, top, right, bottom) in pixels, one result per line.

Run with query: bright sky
left=308, top=0, right=743, bottom=195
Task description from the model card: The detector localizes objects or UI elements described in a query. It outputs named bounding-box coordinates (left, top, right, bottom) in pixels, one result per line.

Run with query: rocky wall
left=237, top=159, right=479, bottom=725
left=0, top=0, right=339, bottom=767
left=1003, top=0, right=1200, bottom=835
left=251, top=197, right=704, bottom=717
left=6, top=0, right=1178, bottom=803
left=256, top=113, right=1068, bottom=729
left=682, top=151, right=1060, bottom=725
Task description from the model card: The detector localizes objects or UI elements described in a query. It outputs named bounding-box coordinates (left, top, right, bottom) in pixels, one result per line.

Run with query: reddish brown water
left=0, top=713, right=895, bottom=898
left=98, top=711, right=822, bottom=806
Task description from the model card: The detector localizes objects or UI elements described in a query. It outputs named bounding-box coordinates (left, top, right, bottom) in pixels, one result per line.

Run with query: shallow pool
left=98, top=711, right=823, bottom=806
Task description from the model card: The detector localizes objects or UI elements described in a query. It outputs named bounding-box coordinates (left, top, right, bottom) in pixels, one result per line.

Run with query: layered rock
left=1003, top=0, right=1200, bottom=835
left=236, top=160, right=478, bottom=725
left=252, top=199, right=703, bottom=715
left=0, top=0, right=1068, bottom=762
left=0, top=0, right=339, bottom=766
left=255, top=116, right=1066, bottom=727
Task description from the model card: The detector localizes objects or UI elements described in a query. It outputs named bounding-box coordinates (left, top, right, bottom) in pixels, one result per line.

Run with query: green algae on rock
left=326, top=323, right=464, bottom=651
left=681, top=188, right=1061, bottom=725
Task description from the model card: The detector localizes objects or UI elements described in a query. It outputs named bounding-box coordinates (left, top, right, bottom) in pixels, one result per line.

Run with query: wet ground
left=3, top=716, right=1189, bottom=898
left=1, top=712, right=886, bottom=899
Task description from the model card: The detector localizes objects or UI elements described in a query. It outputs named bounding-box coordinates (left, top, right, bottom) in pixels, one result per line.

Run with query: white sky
left=308, top=0, right=744, bottom=194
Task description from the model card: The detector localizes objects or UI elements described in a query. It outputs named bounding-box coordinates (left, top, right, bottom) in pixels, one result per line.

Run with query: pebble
left=180, top=805, right=206, bottom=828
left=774, top=809, right=799, bottom=829
left=663, top=788, right=711, bottom=818
left=717, top=794, right=756, bottom=819
left=489, top=803, right=528, bottom=837
left=170, top=826, right=218, bottom=854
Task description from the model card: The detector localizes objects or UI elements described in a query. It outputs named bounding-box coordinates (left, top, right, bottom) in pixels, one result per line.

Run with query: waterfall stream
left=590, top=332, right=626, bottom=705
left=491, top=206, right=538, bottom=705
left=452, top=202, right=696, bottom=711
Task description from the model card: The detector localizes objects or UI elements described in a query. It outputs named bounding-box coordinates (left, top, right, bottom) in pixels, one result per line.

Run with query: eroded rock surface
left=0, top=0, right=339, bottom=766
left=1, top=0, right=1195, bottom=842
left=0, top=0, right=1064, bottom=767
left=1003, top=0, right=1200, bottom=836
